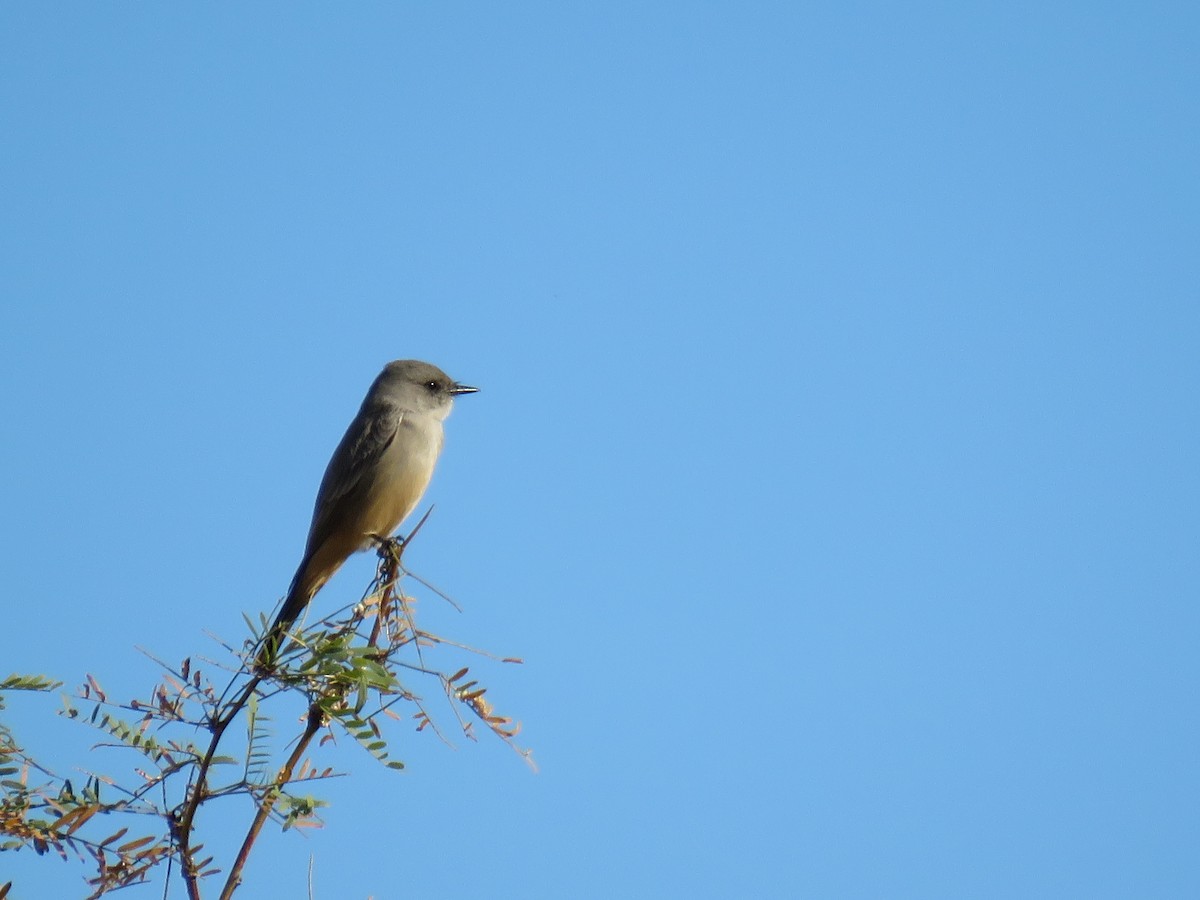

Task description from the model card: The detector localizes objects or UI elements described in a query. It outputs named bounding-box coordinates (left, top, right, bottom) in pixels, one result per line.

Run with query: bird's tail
left=255, top=557, right=318, bottom=669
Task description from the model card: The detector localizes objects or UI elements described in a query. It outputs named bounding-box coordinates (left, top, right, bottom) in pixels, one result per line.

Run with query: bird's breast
left=357, top=414, right=444, bottom=544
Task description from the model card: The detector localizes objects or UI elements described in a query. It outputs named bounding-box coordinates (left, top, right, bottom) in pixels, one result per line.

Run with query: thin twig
left=174, top=672, right=264, bottom=900
left=219, top=702, right=325, bottom=900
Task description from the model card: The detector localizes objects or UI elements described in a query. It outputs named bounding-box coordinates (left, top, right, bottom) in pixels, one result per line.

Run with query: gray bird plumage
left=260, top=360, right=477, bottom=662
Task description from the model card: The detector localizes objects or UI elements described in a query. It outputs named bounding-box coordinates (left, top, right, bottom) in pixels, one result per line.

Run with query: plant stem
left=219, top=702, right=324, bottom=900
left=175, top=673, right=263, bottom=900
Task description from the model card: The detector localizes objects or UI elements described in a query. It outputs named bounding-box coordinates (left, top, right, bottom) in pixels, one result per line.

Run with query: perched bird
left=259, top=359, right=477, bottom=663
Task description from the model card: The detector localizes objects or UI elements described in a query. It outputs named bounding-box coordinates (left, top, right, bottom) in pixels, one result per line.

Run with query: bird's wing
left=304, top=409, right=401, bottom=551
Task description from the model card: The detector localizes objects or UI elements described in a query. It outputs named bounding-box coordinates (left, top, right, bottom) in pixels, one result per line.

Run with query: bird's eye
left=426, top=380, right=440, bottom=391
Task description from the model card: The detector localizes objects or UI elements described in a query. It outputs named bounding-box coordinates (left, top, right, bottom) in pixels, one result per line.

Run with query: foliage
left=0, top=536, right=530, bottom=899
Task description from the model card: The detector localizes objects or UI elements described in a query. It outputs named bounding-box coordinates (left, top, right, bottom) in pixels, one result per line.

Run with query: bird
left=258, top=359, right=477, bottom=664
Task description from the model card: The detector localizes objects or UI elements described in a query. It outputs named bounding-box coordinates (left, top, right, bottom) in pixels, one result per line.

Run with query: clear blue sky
left=2, top=4, right=1198, bottom=898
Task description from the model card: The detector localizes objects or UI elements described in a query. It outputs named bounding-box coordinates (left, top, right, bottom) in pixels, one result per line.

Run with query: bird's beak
left=451, top=383, right=480, bottom=396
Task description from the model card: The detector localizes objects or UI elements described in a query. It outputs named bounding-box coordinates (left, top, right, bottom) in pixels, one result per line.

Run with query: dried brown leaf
left=99, top=827, right=128, bottom=848
left=85, top=674, right=106, bottom=702
left=116, top=835, right=153, bottom=854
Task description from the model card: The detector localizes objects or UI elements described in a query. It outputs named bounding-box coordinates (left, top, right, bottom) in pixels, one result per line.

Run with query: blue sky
left=2, top=3, right=1198, bottom=898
